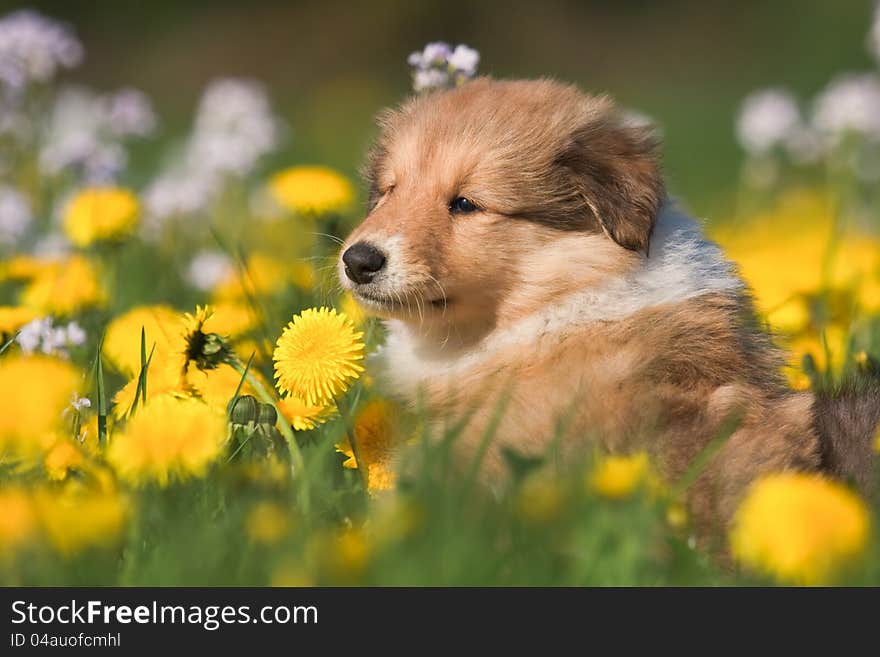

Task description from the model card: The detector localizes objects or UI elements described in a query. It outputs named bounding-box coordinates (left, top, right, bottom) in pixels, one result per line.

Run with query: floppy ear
left=558, top=111, right=664, bottom=254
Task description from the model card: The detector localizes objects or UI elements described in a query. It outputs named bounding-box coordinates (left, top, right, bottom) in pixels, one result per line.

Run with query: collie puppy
left=338, top=77, right=879, bottom=532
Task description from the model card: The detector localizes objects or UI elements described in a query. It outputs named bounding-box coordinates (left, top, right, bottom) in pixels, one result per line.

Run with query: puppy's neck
left=380, top=202, right=743, bottom=392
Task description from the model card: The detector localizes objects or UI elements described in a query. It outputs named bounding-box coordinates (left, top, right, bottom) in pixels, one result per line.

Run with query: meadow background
left=1, top=0, right=879, bottom=586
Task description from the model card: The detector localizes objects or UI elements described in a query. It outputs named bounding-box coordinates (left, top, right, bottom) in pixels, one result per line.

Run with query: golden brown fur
left=338, top=77, right=861, bottom=535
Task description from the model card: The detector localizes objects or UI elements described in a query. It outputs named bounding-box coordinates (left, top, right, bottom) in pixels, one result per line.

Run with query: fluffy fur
left=338, top=77, right=879, bottom=535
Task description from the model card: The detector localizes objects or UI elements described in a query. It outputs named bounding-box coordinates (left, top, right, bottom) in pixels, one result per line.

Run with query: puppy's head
left=339, top=78, right=664, bottom=338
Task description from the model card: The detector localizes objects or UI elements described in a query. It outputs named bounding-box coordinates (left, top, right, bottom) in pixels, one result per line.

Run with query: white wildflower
left=142, top=168, right=218, bottom=226
left=0, top=185, right=31, bottom=245
left=812, top=73, right=880, bottom=142
left=188, top=78, right=279, bottom=177
left=408, top=41, right=480, bottom=92
left=38, top=86, right=124, bottom=181
left=16, top=317, right=50, bottom=354
left=38, top=84, right=156, bottom=182
left=410, top=42, right=452, bottom=69
left=142, top=78, right=281, bottom=229
left=70, top=394, right=91, bottom=411
left=413, top=68, right=452, bottom=93
left=65, top=321, right=86, bottom=347
left=185, top=250, right=233, bottom=291
left=0, top=10, right=82, bottom=91
left=736, top=89, right=801, bottom=155
left=448, top=44, right=480, bottom=77
left=103, top=87, right=157, bottom=137
left=15, top=316, right=85, bottom=357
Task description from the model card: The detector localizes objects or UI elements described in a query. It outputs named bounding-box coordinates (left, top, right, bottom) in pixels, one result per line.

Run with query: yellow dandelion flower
left=112, top=352, right=264, bottom=419
left=35, top=487, right=127, bottom=556
left=712, top=190, right=832, bottom=312
left=336, top=398, right=397, bottom=492
left=516, top=474, right=566, bottom=525
left=782, top=323, right=848, bottom=390
left=0, top=254, right=54, bottom=281
left=245, top=501, right=290, bottom=545
left=20, top=255, right=105, bottom=316
left=212, top=252, right=287, bottom=301
left=203, top=302, right=260, bottom=338
left=309, top=528, right=372, bottom=584
left=278, top=395, right=336, bottom=431
left=858, top=276, right=880, bottom=313
left=270, top=560, right=314, bottom=587
left=104, top=305, right=184, bottom=377
left=185, top=365, right=265, bottom=413
left=0, top=488, right=38, bottom=556
left=339, top=292, right=365, bottom=326
left=0, top=356, right=82, bottom=458
left=62, top=186, right=140, bottom=247
left=730, top=473, right=869, bottom=585
left=588, top=452, right=654, bottom=500
left=269, top=165, right=354, bottom=216
left=112, top=358, right=181, bottom=420
left=368, top=496, right=424, bottom=547
left=666, top=501, right=689, bottom=529
left=273, top=307, right=364, bottom=407
left=107, top=395, right=227, bottom=487
left=44, top=438, right=87, bottom=481
left=0, top=306, right=38, bottom=338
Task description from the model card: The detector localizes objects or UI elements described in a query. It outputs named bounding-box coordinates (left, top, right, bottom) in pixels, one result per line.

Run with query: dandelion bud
left=230, top=394, right=258, bottom=426
left=256, top=402, right=277, bottom=427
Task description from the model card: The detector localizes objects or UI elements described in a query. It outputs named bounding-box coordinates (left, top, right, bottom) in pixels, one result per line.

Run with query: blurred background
left=6, top=0, right=877, bottom=215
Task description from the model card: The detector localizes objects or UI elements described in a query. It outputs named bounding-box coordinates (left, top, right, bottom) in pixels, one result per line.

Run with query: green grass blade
left=672, top=410, right=743, bottom=498
left=95, top=332, right=108, bottom=447
left=140, top=326, right=147, bottom=404
left=0, top=331, right=19, bottom=356
left=227, top=351, right=255, bottom=415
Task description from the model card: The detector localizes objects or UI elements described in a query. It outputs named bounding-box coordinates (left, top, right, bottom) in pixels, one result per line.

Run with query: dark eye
left=449, top=197, right=479, bottom=214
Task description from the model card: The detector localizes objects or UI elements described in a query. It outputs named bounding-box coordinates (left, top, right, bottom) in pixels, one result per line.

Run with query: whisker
left=310, top=231, right=345, bottom=246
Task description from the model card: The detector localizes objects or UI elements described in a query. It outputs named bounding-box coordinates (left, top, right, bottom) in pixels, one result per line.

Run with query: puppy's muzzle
left=342, top=241, right=387, bottom=284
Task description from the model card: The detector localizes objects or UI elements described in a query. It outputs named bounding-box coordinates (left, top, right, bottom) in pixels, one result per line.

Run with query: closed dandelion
left=273, top=307, right=364, bottom=407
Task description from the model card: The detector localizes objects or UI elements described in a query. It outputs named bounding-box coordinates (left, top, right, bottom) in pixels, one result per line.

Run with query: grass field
left=1, top=6, right=879, bottom=586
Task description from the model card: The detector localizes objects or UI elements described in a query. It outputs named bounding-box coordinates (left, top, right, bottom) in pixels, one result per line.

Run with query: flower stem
left=227, top=361, right=310, bottom=509
left=334, top=397, right=369, bottom=492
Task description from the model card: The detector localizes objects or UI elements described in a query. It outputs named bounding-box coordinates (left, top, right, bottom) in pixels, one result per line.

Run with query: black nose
left=342, top=242, right=387, bottom=284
